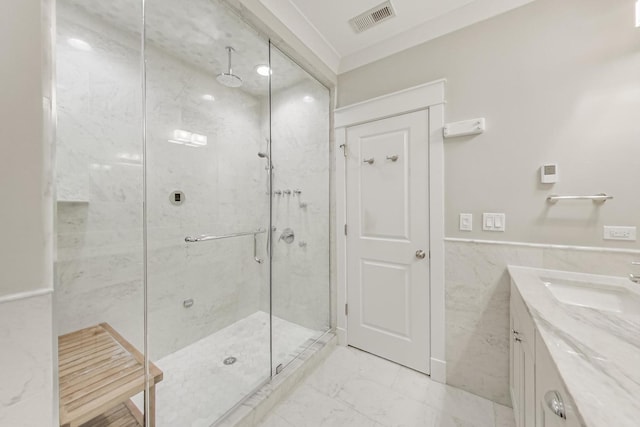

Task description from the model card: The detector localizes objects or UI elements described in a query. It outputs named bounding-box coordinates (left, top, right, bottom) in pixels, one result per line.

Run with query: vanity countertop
left=508, top=266, right=640, bottom=427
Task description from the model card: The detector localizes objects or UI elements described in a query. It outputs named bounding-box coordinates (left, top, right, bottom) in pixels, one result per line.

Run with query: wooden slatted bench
left=58, top=323, right=163, bottom=427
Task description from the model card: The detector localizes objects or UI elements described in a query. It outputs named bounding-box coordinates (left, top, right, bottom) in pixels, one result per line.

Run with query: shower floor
left=145, top=311, right=320, bottom=427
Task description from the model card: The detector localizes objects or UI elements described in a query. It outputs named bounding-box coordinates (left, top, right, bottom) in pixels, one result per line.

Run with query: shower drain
left=223, top=356, right=237, bottom=365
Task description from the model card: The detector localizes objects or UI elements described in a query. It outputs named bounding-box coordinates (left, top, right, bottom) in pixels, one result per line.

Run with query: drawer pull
left=544, top=390, right=566, bottom=419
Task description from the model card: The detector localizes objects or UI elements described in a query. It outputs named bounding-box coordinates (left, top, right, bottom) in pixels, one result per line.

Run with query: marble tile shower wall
left=445, top=239, right=640, bottom=406
left=264, top=80, right=331, bottom=332
left=55, top=4, right=269, bottom=359
left=55, top=5, right=145, bottom=349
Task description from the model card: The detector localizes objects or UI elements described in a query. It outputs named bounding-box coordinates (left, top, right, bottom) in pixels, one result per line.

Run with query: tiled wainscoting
left=445, top=238, right=640, bottom=406
left=0, top=291, right=54, bottom=427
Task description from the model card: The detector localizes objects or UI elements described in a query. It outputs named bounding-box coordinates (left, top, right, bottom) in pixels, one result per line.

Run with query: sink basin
left=542, top=278, right=640, bottom=315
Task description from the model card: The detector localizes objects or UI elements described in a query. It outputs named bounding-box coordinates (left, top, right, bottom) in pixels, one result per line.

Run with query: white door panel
left=346, top=110, right=430, bottom=373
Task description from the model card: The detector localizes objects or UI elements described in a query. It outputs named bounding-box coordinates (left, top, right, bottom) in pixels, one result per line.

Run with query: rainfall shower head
left=217, top=46, right=243, bottom=88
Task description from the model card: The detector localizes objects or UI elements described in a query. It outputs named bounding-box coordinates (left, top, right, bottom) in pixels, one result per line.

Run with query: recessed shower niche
left=54, top=0, right=330, bottom=425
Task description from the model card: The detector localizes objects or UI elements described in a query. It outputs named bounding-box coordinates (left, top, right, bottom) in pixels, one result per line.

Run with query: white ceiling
left=258, top=0, right=535, bottom=73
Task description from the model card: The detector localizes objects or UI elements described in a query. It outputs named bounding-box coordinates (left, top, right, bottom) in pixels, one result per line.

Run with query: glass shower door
left=144, top=0, right=271, bottom=424
left=269, top=44, right=331, bottom=373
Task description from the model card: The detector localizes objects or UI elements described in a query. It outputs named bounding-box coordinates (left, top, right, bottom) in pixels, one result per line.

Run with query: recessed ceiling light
left=255, top=65, right=272, bottom=76
left=202, top=94, right=215, bottom=101
left=67, top=38, right=92, bottom=51
left=302, top=95, right=315, bottom=103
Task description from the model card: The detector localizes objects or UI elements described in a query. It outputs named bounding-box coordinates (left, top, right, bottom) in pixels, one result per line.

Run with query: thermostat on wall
left=540, top=164, right=558, bottom=184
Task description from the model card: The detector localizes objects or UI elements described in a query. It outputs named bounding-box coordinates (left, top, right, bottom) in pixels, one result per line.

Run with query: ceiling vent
left=349, top=1, right=396, bottom=34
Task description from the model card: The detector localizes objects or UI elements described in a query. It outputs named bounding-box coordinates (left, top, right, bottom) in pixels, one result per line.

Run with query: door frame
left=334, top=79, right=446, bottom=383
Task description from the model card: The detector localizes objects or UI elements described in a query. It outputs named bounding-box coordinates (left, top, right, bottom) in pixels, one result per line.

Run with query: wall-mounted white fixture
left=202, top=94, right=215, bottom=101
left=67, top=38, right=92, bottom=51
left=168, top=129, right=208, bottom=147
left=540, top=163, right=559, bottom=184
left=255, top=65, right=271, bottom=76
left=443, top=118, right=485, bottom=138
left=483, top=213, right=505, bottom=232
left=604, top=226, right=636, bottom=241
left=459, top=213, right=473, bottom=231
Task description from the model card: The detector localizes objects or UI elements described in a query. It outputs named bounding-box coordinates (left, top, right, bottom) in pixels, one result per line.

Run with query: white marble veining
left=258, top=346, right=515, bottom=427
left=56, top=0, right=329, bottom=364
left=267, top=56, right=331, bottom=333
left=509, top=266, right=640, bottom=427
left=0, top=294, right=54, bottom=427
left=131, top=311, right=321, bottom=426
left=445, top=239, right=640, bottom=406
left=62, top=0, right=307, bottom=97
left=54, top=3, right=330, bottom=424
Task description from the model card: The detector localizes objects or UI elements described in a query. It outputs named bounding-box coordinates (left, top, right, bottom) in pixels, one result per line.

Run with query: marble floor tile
left=273, top=384, right=379, bottom=427
left=259, top=346, right=514, bottom=427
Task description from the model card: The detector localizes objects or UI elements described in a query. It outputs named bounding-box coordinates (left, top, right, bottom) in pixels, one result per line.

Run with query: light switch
left=483, top=213, right=506, bottom=232
left=459, top=213, right=473, bottom=231
left=483, top=214, right=494, bottom=230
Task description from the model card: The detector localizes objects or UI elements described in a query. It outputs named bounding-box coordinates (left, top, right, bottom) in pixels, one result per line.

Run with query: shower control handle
left=386, top=155, right=399, bottom=162
left=415, top=250, right=427, bottom=260
left=363, top=158, right=374, bottom=165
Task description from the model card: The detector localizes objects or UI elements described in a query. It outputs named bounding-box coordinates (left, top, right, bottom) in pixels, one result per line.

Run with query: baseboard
left=430, top=357, right=446, bottom=383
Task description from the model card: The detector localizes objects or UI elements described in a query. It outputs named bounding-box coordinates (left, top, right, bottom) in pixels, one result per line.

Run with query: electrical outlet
left=603, top=226, right=636, bottom=241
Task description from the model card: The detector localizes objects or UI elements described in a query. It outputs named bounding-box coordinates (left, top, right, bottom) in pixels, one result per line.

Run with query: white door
left=346, top=110, right=430, bottom=373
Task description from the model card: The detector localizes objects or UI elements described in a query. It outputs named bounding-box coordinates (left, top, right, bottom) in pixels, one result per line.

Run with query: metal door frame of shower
left=334, top=79, right=447, bottom=384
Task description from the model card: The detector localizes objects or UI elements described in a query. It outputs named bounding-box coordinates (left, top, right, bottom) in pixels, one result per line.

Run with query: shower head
left=217, top=46, right=243, bottom=88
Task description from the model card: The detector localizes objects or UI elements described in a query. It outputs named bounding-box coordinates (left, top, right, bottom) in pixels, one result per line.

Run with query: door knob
left=415, top=250, right=427, bottom=260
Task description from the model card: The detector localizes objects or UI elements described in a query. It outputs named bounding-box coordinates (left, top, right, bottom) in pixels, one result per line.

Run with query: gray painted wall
left=0, top=0, right=52, bottom=297
left=338, top=0, right=640, bottom=248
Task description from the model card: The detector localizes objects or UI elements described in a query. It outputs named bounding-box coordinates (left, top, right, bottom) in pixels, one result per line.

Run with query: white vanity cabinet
left=535, top=333, right=582, bottom=427
left=510, top=282, right=583, bottom=427
left=510, top=283, right=536, bottom=427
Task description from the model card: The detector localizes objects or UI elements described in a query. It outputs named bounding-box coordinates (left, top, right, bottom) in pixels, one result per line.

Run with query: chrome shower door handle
left=253, top=231, right=264, bottom=264
left=544, top=391, right=566, bottom=420
left=415, top=250, right=427, bottom=260
left=363, top=158, right=374, bottom=165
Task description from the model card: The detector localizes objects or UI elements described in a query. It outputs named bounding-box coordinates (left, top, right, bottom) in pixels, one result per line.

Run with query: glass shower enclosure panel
left=55, top=0, right=148, bottom=425
left=144, top=0, right=271, bottom=425
left=269, top=44, right=331, bottom=373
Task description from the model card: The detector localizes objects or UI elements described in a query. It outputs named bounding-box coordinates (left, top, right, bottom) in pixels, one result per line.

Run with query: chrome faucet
left=630, top=262, right=640, bottom=284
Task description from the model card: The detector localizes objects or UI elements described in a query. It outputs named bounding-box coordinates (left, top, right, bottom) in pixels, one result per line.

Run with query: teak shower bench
left=58, top=323, right=163, bottom=427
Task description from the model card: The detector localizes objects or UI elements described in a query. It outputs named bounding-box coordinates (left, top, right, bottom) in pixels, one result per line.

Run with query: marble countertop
left=508, top=266, right=640, bottom=427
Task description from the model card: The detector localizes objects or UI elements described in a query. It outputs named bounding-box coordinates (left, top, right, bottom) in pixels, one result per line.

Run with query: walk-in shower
left=54, top=0, right=330, bottom=425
